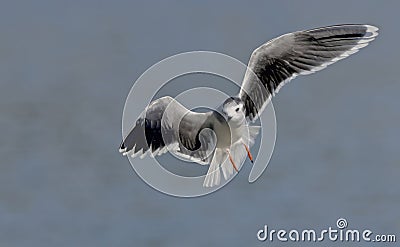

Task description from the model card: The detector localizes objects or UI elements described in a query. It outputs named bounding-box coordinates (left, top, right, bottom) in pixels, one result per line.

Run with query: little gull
left=120, top=24, right=379, bottom=187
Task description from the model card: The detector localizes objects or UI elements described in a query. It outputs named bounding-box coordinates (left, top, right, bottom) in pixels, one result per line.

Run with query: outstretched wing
left=119, top=96, right=216, bottom=164
left=239, top=24, right=379, bottom=121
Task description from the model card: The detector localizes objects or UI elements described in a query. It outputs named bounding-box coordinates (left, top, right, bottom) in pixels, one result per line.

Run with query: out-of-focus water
left=0, top=1, right=399, bottom=246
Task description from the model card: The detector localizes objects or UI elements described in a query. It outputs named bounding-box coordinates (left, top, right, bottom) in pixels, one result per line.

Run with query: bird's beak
left=227, top=116, right=232, bottom=121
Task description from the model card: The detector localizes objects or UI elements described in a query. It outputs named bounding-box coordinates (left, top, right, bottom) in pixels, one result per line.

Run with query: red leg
left=227, top=150, right=239, bottom=172
left=243, top=143, right=254, bottom=163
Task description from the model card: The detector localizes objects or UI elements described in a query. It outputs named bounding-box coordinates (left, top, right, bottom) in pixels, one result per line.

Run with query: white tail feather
left=203, top=149, right=226, bottom=187
left=204, top=125, right=261, bottom=187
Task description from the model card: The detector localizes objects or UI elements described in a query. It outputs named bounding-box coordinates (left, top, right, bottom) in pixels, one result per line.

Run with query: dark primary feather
left=119, top=98, right=168, bottom=155
left=239, top=24, right=379, bottom=120
left=120, top=96, right=217, bottom=163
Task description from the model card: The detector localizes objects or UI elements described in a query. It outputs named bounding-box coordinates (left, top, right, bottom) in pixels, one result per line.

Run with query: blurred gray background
left=1, top=1, right=399, bottom=246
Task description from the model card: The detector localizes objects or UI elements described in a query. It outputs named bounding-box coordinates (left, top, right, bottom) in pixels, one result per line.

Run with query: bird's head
left=222, top=97, right=246, bottom=125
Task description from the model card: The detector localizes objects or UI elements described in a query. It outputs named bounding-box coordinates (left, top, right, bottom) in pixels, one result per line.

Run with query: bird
left=119, top=24, right=379, bottom=187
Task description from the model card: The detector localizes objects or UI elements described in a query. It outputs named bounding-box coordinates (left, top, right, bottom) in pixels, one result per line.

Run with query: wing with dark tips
left=239, top=24, right=379, bottom=121
left=120, top=96, right=217, bottom=163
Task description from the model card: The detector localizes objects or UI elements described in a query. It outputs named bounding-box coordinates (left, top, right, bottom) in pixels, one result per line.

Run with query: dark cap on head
left=223, top=96, right=243, bottom=106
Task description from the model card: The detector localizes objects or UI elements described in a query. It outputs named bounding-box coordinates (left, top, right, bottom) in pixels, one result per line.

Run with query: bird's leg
left=242, top=142, right=254, bottom=163
left=226, top=149, right=239, bottom=172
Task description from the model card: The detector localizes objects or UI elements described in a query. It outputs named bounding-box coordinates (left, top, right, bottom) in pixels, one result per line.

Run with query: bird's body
left=120, top=24, right=379, bottom=187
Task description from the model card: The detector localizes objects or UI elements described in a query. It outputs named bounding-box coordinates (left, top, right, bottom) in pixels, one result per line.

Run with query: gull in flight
left=119, top=24, right=378, bottom=187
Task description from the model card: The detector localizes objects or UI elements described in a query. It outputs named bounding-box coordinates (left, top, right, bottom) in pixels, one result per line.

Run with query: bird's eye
left=235, top=107, right=240, bottom=112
